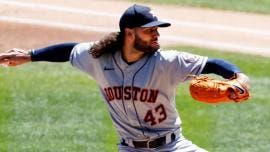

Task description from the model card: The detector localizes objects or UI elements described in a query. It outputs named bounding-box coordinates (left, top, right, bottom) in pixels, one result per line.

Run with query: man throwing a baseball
left=0, top=4, right=250, bottom=152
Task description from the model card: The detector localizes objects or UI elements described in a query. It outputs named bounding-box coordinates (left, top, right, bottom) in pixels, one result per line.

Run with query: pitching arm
left=30, top=42, right=78, bottom=62
left=0, top=43, right=78, bottom=66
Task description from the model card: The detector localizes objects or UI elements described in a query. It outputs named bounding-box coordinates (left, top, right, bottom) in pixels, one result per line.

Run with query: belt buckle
left=146, top=139, right=151, bottom=148
left=144, top=136, right=152, bottom=149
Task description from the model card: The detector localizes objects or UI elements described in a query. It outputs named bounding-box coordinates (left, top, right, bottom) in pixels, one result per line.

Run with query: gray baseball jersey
left=70, top=42, right=207, bottom=143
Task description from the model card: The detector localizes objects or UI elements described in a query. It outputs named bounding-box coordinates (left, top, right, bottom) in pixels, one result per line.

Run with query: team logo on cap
left=149, top=10, right=157, bottom=18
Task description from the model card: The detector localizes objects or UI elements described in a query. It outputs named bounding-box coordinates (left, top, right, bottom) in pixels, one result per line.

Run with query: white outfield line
left=0, top=16, right=269, bottom=56
left=0, top=16, right=116, bottom=33
left=166, top=19, right=270, bottom=36
left=1, top=0, right=270, bottom=36
left=161, top=35, right=270, bottom=55
left=0, top=0, right=119, bottom=18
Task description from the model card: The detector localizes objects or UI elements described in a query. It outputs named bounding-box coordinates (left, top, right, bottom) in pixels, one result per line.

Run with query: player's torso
left=93, top=50, right=181, bottom=139
left=71, top=42, right=207, bottom=139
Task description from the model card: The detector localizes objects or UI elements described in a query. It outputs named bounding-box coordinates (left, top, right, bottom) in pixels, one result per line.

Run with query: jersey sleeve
left=69, top=42, right=97, bottom=77
left=163, top=51, right=207, bottom=85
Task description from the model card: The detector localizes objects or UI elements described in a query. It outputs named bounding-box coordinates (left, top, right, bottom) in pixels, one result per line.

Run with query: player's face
left=133, top=27, right=160, bottom=53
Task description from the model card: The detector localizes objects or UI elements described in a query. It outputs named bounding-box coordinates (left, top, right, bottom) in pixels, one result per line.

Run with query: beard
left=133, top=34, right=160, bottom=53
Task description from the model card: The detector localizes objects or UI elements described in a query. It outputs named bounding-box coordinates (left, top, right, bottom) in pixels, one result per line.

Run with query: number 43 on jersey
left=144, top=104, right=167, bottom=126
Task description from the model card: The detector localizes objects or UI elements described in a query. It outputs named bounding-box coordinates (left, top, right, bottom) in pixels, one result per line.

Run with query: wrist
left=235, top=73, right=250, bottom=90
left=228, top=73, right=250, bottom=102
left=27, top=49, right=33, bottom=62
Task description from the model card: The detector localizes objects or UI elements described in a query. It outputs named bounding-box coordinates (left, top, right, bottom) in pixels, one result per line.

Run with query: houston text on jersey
left=104, top=86, right=159, bottom=103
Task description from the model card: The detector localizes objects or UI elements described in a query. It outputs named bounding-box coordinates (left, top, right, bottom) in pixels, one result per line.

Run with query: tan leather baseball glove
left=189, top=73, right=250, bottom=103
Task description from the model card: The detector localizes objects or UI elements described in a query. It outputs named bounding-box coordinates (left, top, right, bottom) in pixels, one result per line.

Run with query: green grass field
left=133, top=0, right=270, bottom=14
left=0, top=46, right=269, bottom=152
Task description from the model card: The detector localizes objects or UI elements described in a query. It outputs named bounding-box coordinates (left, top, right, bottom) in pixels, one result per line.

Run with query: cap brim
left=141, top=21, right=171, bottom=28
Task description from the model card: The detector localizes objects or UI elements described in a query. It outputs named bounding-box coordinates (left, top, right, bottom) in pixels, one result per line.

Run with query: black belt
left=121, top=133, right=176, bottom=149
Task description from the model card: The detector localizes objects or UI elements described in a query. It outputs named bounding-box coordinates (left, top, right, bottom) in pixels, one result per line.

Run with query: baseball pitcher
left=0, top=4, right=250, bottom=152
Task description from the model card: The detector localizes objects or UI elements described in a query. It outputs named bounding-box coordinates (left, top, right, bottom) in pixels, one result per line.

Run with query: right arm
left=0, top=43, right=78, bottom=66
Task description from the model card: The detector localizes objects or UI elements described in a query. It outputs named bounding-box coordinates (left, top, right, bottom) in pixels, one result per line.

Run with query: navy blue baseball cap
left=119, top=4, right=171, bottom=31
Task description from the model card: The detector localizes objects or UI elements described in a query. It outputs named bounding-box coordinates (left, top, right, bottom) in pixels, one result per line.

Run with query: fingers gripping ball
left=189, top=74, right=250, bottom=103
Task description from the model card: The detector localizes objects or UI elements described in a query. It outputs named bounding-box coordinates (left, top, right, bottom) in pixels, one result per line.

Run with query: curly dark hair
left=90, top=32, right=123, bottom=58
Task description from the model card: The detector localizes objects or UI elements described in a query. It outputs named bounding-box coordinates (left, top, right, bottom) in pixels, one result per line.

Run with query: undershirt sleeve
left=30, top=43, right=78, bottom=62
left=201, top=58, right=241, bottom=79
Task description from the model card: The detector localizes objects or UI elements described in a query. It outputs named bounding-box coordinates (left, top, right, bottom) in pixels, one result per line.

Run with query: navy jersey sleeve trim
left=201, top=58, right=241, bottom=79
left=30, top=42, right=79, bottom=62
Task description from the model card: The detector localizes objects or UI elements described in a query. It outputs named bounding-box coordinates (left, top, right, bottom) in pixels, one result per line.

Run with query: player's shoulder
left=158, top=49, right=179, bottom=56
left=154, top=49, right=206, bottom=64
left=73, top=42, right=95, bottom=53
left=157, top=49, right=203, bottom=59
left=155, top=49, right=183, bottom=60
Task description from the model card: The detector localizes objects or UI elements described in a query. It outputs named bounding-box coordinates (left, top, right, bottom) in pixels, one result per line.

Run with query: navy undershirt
left=30, top=43, right=78, bottom=62
left=202, top=58, right=240, bottom=79
left=30, top=43, right=240, bottom=79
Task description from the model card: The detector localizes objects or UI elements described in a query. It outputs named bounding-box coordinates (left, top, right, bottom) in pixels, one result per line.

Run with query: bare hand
left=0, top=48, right=31, bottom=67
